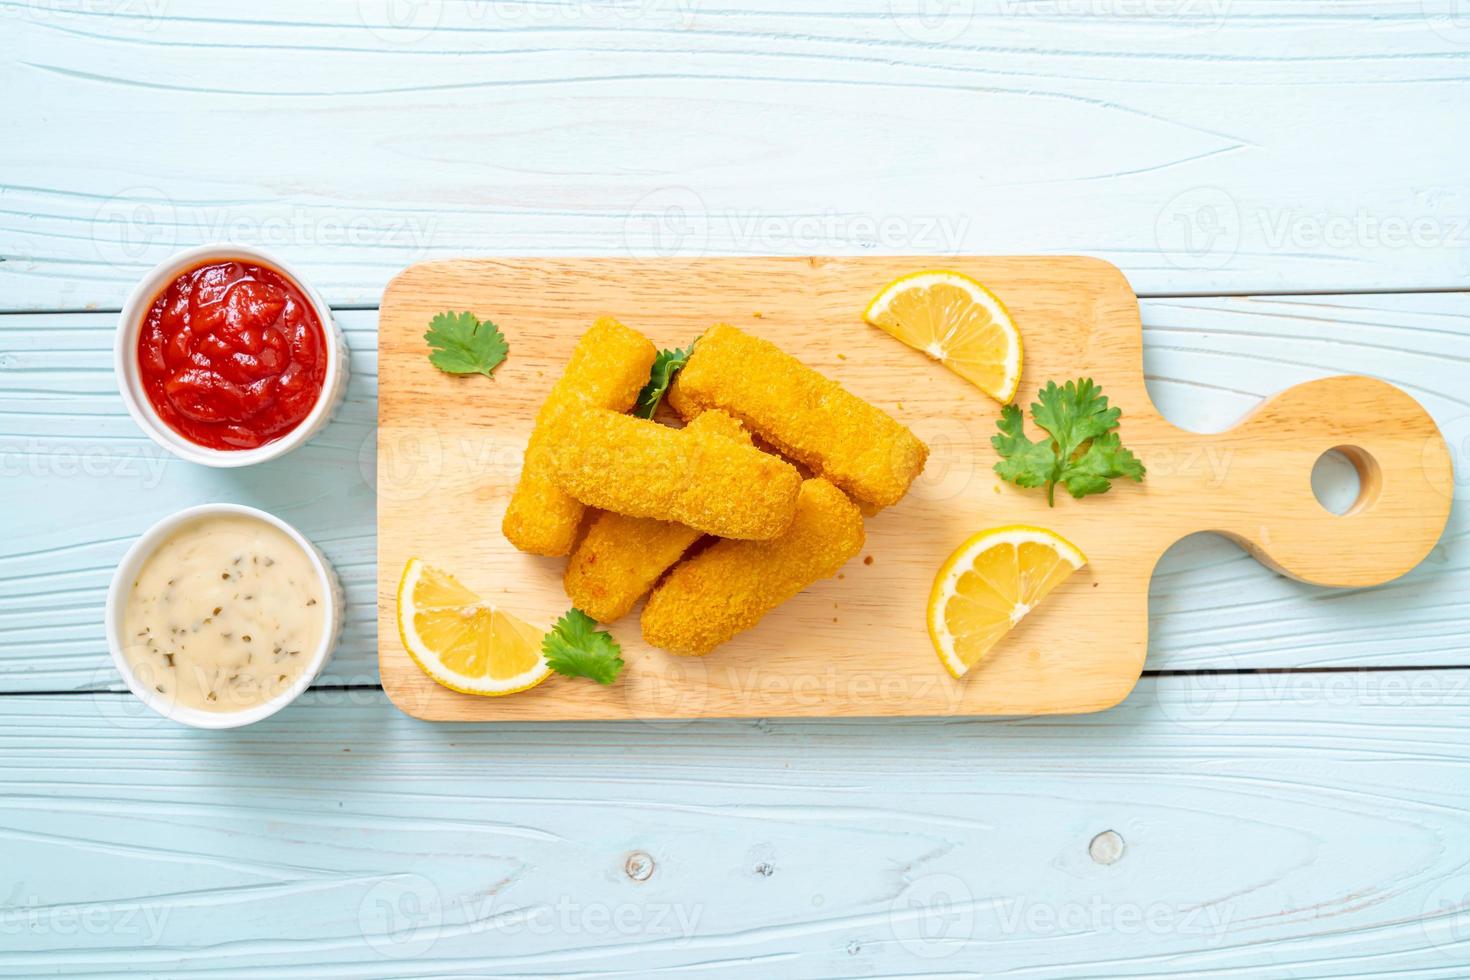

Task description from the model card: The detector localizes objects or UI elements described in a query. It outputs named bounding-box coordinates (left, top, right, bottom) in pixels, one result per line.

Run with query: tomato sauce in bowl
left=137, top=260, right=328, bottom=451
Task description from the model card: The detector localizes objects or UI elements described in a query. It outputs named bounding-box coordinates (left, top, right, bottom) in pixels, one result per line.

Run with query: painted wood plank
left=0, top=309, right=380, bottom=691
left=1, top=291, right=1464, bottom=693
left=1, top=674, right=1468, bottom=976
left=2, top=1, right=1468, bottom=310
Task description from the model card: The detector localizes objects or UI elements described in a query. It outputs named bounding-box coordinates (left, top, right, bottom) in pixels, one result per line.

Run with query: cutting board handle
left=1192, top=375, right=1452, bottom=588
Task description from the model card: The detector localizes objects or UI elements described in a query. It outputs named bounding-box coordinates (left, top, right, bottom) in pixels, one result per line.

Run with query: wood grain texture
left=2, top=675, right=1468, bottom=977
left=5, top=293, right=1464, bottom=695
left=0, top=310, right=379, bottom=692
left=376, top=257, right=1452, bottom=720
left=5, top=9, right=1470, bottom=977
left=4, top=1, right=1469, bottom=310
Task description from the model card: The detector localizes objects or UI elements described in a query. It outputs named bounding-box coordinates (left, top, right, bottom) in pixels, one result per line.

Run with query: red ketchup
left=137, top=260, right=327, bottom=450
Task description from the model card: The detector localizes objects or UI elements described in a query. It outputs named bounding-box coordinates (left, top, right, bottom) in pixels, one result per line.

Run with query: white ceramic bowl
left=105, top=503, right=344, bottom=729
left=114, top=243, right=349, bottom=467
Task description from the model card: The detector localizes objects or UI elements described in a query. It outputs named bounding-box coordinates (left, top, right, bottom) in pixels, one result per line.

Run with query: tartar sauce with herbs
left=121, top=514, right=325, bottom=712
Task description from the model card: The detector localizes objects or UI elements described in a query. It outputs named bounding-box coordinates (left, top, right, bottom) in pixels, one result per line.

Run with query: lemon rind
left=927, top=525, right=1086, bottom=679
left=863, top=268, right=1024, bottom=405
left=397, top=558, right=552, bottom=697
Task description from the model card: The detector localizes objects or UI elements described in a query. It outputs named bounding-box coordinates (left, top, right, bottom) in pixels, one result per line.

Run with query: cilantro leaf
left=1059, top=430, right=1145, bottom=500
left=634, top=341, right=696, bottom=419
left=424, top=311, right=509, bottom=377
left=992, top=404, right=1056, bottom=492
left=991, top=379, right=1145, bottom=505
left=542, top=608, right=625, bottom=685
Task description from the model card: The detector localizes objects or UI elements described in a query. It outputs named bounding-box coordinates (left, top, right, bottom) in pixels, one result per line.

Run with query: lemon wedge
left=864, top=270, right=1023, bottom=404
left=928, top=526, right=1085, bottom=679
left=396, top=558, right=552, bottom=695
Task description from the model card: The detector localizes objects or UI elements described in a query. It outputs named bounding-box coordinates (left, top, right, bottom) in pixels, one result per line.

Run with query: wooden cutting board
left=376, top=257, right=1452, bottom=722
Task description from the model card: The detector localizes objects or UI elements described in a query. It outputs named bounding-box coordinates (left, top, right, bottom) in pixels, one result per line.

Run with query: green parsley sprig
left=634, top=341, right=696, bottom=419
left=424, top=311, right=509, bottom=378
left=992, top=378, right=1145, bottom=506
left=543, top=608, right=625, bottom=685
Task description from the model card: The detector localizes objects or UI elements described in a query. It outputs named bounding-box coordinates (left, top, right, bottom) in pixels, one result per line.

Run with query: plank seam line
left=2, top=285, right=1468, bottom=318
left=4, top=683, right=387, bottom=698
left=1145, top=664, right=1469, bottom=676
left=0, top=303, right=384, bottom=316
left=1136, top=286, right=1469, bottom=299
left=7, top=665, right=1470, bottom=699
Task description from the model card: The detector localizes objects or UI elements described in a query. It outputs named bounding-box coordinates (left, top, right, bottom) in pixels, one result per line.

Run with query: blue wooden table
left=3, top=3, right=1468, bottom=976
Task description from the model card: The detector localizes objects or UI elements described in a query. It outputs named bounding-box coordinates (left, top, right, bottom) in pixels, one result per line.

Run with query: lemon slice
left=928, top=526, right=1086, bottom=679
left=396, top=558, right=552, bottom=696
left=864, top=270, right=1023, bottom=403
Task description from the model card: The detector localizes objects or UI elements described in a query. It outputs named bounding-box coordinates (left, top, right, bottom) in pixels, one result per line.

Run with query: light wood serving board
left=377, top=257, right=1452, bottom=722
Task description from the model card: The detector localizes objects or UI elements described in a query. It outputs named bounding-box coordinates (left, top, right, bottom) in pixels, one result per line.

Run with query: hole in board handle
left=1311, top=445, right=1382, bottom=516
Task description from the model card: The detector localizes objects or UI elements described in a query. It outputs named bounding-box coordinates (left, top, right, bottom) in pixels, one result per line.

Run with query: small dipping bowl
left=115, top=243, right=349, bottom=467
left=106, top=503, right=344, bottom=729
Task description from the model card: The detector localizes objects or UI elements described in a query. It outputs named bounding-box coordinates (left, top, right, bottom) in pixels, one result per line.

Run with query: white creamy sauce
left=121, top=514, right=325, bottom=712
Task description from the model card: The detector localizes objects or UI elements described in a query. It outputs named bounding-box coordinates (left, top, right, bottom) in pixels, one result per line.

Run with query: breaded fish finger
left=641, top=478, right=865, bottom=655
left=564, top=411, right=751, bottom=623
left=502, top=317, right=656, bottom=556
left=668, top=323, right=928, bottom=509
left=546, top=407, right=800, bottom=540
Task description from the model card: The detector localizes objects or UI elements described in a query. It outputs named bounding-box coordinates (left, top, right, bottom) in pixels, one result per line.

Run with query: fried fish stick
left=564, top=411, right=751, bottom=623
left=668, top=323, right=928, bottom=509
left=503, top=317, right=656, bottom=556
left=642, top=478, right=864, bottom=655
left=546, top=407, right=800, bottom=540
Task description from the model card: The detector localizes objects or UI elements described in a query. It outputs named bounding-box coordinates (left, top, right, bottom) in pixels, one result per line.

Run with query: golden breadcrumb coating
left=667, top=323, right=928, bottom=509
left=546, top=407, right=800, bottom=540
left=641, top=478, right=865, bottom=655
left=564, top=411, right=752, bottom=623
left=502, top=317, right=657, bottom=557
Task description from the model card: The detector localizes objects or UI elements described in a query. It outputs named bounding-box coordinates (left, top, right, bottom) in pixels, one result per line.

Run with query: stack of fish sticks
left=503, top=319, right=929, bottom=656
